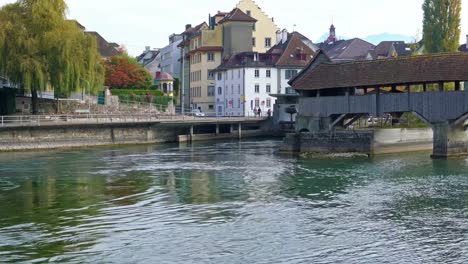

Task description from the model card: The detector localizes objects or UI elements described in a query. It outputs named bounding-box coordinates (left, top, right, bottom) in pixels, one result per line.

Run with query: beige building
left=189, top=23, right=223, bottom=113
left=184, top=1, right=278, bottom=113
left=236, top=0, right=279, bottom=53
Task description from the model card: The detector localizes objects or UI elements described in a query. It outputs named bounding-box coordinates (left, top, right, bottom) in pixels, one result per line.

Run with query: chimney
left=281, top=29, right=288, bottom=44
left=185, top=24, right=192, bottom=30
left=145, top=46, right=150, bottom=52
left=276, top=30, right=282, bottom=45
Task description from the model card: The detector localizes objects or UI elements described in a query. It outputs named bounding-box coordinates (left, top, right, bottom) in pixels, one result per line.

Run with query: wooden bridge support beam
left=438, top=82, right=444, bottom=92
left=431, top=121, right=468, bottom=159
left=455, top=81, right=461, bottom=91
left=238, top=123, right=242, bottom=139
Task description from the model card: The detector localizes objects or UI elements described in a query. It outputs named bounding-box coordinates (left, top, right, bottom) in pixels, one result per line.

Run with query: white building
left=215, top=31, right=316, bottom=117
left=159, top=34, right=183, bottom=79
left=137, top=47, right=161, bottom=74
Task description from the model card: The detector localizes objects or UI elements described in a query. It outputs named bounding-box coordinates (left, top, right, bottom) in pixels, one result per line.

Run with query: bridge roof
left=290, top=52, right=468, bottom=90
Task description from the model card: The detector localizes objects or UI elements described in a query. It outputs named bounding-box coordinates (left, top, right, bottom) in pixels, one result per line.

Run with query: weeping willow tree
left=0, top=0, right=104, bottom=114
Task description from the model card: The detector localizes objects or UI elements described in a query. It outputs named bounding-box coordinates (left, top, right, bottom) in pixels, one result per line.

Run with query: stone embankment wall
left=0, top=122, right=188, bottom=151
left=373, top=128, right=433, bottom=154
left=281, top=128, right=434, bottom=155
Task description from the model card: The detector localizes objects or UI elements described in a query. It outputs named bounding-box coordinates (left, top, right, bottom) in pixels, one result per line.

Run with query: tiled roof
left=137, top=50, right=160, bottom=67
left=392, top=43, right=413, bottom=57
left=182, top=22, right=207, bottom=34
left=67, top=20, right=86, bottom=30
left=155, top=72, right=174, bottom=81
left=291, top=52, right=468, bottom=90
left=319, top=38, right=375, bottom=62
left=375, top=41, right=404, bottom=57
left=268, top=33, right=316, bottom=67
left=85, top=31, right=119, bottom=58
left=218, top=8, right=257, bottom=24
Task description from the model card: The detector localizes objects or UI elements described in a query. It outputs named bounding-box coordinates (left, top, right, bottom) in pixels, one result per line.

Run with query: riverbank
left=0, top=119, right=273, bottom=151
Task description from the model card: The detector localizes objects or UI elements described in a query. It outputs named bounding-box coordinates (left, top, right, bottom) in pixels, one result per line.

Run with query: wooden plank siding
left=299, top=91, right=468, bottom=122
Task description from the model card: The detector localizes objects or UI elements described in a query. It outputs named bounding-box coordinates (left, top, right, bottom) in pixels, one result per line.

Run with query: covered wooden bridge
left=289, top=51, right=468, bottom=158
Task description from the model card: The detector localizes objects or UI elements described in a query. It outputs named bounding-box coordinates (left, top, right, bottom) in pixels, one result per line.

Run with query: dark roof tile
left=291, top=52, right=468, bottom=90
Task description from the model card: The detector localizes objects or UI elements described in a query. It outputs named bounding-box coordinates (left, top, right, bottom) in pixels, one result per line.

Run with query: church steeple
left=326, top=24, right=337, bottom=44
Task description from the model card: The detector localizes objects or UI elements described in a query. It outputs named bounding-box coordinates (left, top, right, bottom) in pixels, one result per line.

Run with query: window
left=209, top=105, right=214, bottom=110
left=231, top=70, right=234, bottom=79
left=266, top=69, right=271, bottom=78
left=265, top=38, right=272, bottom=48
left=218, top=87, right=222, bottom=95
left=231, top=85, right=234, bottom=95
left=255, top=99, right=260, bottom=107
left=208, top=70, right=215, bottom=80
left=208, top=86, right=215, bottom=97
left=254, top=69, right=260, bottom=78
left=255, top=84, right=260, bottom=93
left=252, top=38, right=256, bottom=47
left=238, top=69, right=241, bottom=78
left=266, top=84, right=271, bottom=93
left=238, top=84, right=241, bottom=94
left=246, top=10, right=251, bottom=16
left=266, top=98, right=271, bottom=108
left=207, top=53, right=215, bottom=61
left=285, top=69, right=298, bottom=80
left=217, top=72, right=222, bottom=80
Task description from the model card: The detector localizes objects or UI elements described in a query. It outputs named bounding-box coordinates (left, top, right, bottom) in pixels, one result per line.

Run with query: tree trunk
left=31, top=88, right=38, bottom=115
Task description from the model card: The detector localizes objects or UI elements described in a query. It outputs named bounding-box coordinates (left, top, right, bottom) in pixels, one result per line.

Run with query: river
left=0, top=140, right=468, bottom=263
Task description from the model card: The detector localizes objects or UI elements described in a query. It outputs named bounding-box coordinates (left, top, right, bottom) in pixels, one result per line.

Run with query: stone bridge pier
left=431, top=121, right=468, bottom=159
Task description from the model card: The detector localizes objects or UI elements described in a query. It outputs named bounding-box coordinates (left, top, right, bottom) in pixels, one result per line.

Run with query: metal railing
left=0, top=113, right=266, bottom=127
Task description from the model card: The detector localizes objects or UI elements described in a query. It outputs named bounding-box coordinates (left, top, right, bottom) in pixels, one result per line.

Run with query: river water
left=0, top=140, right=468, bottom=263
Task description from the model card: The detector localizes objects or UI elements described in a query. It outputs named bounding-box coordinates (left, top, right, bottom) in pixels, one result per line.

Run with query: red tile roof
left=290, top=52, right=468, bottom=90
left=270, top=33, right=316, bottom=67
left=218, top=8, right=257, bottom=24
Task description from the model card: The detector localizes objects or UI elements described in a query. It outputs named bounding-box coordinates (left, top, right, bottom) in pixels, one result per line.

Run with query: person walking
left=267, top=109, right=271, bottom=118
left=257, top=108, right=262, bottom=117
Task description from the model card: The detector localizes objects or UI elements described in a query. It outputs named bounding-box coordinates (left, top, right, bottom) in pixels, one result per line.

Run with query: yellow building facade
left=236, top=0, right=279, bottom=53
left=189, top=25, right=223, bottom=113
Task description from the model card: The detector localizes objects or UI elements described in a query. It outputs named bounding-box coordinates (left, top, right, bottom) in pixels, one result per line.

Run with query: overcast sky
left=1, top=0, right=467, bottom=56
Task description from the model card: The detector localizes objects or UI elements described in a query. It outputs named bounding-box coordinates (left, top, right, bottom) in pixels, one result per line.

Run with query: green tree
left=104, top=52, right=153, bottom=90
left=422, top=0, right=462, bottom=53
left=0, top=0, right=104, bottom=114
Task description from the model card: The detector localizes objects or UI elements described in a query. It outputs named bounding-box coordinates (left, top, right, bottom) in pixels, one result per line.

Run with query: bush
left=110, top=89, right=172, bottom=109
left=110, top=89, right=164, bottom=97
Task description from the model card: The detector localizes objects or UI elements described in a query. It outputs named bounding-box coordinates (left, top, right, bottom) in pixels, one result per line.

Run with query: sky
left=0, top=0, right=467, bottom=56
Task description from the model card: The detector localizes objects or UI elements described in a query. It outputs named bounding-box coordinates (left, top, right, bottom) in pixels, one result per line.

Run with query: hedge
left=110, top=89, right=164, bottom=97
left=110, top=89, right=173, bottom=109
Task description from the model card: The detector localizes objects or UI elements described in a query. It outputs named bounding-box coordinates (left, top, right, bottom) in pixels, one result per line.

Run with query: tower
left=326, top=24, right=337, bottom=44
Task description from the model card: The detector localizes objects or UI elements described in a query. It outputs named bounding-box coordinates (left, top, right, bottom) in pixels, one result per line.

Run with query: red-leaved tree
left=104, top=53, right=153, bottom=89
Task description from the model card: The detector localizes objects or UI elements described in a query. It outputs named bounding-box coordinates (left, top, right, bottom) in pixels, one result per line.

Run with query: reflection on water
left=0, top=141, right=467, bottom=263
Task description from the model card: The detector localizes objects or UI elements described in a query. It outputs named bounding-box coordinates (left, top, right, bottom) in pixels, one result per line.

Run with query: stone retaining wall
left=281, top=128, right=435, bottom=155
